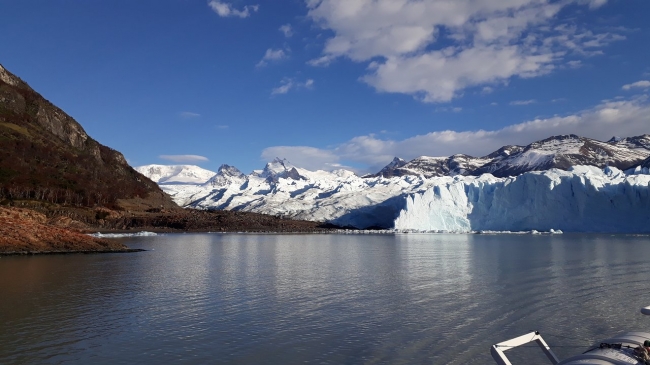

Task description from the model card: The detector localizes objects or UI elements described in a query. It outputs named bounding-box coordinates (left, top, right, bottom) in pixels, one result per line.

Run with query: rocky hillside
left=0, top=64, right=175, bottom=210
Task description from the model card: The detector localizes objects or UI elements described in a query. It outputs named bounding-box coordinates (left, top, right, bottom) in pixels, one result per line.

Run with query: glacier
left=394, top=166, right=650, bottom=233
left=136, top=159, right=650, bottom=233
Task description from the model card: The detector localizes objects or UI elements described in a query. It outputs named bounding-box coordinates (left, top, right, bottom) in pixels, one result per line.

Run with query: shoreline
left=0, top=248, right=146, bottom=257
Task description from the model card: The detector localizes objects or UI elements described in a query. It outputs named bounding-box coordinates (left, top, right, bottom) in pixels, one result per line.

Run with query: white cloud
left=159, top=155, right=209, bottom=163
left=510, top=99, right=536, bottom=105
left=271, top=78, right=315, bottom=95
left=279, top=24, right=293, bottom=37
left=622, top=80, right=650, bottom=90
left=307, top=55, right=336, bottom=67
left=262, top=96, right=650, bottom=173
left=567, top=60, right=582, bottom=68
left=208, top=1, right=258, bottom=18
left=256, top=48, right=288, bottom=67
left=306, top=0, right=622, bottom=103
left=179, top=111, right=201, bottom=119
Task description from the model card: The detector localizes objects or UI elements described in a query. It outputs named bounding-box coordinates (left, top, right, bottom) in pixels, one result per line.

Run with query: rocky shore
left=0, top=207, right=134, bottom=255
left=0, top=203, right=338, bottom=255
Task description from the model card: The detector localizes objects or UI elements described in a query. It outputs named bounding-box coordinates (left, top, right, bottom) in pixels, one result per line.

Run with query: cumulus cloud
left=208, top=1, right=258, bottom=18
left=279, top=24, right=293, bottom=37
left=159, top=155, right=209, bottom=163
left=262, top=96, right=650, bottom=173
left=622, top=80, right=650, bottom=90
left=256, top=48, right=289, bottom=67
left=306, top=0, right=623, bottom=103
left=271, top=78, right=315, bottom=95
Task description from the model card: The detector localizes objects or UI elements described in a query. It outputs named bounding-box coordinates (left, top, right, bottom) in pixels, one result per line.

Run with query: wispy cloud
left=481, top=86, right=494, bottom=95
left=279, top=24, right=293, bottom=37
left=179, top=111, right=201, bottom=119
left=159, top=155, right=209, bottom=163
left=510, top=99, right=537, bottom=106
left=622, top=80, right=650, bottom=90
left=256, top=48, right=288, bottom=67
left=271, top=78, right=314, bottom=96
left=208, top=1, right=258, bottom=18
left=306, top=0, right=623, bottom=103
left=435, top=106, right=463, bottom=113
left=262, top=96, right=650, bottom=173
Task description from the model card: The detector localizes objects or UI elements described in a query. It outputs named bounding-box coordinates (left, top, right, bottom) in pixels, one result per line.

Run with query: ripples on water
left=1, top=233, right=650, bottom=364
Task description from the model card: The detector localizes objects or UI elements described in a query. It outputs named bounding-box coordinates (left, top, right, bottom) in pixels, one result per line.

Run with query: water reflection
left=1, top=233, right=650, bottom=364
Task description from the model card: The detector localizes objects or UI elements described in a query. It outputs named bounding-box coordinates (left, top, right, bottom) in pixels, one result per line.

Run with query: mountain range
left=137, top=134, right=650, bottom=231
left=370, top=134, right=650, bottom=178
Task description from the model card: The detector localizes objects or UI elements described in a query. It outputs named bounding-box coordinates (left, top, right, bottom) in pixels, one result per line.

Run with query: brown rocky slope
left=0, top=206, right=131, bottom=254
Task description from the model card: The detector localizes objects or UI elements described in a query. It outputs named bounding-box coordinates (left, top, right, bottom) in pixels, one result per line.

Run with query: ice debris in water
left=89, top=231, right=158, bottom=238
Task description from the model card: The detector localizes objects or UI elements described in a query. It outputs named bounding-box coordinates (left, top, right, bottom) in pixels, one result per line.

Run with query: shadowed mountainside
left=0, top=63, right=175, bottom=210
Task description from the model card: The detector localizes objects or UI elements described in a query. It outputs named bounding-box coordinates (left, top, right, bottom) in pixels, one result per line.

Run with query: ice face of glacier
left=394, top=167, right=650, bottom=233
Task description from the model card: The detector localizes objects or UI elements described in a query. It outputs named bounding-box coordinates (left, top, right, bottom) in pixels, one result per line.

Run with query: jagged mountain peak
left=372, top=157, right=408, bottom=178
left=217, top=164, right=244, bottom=177
left=264, top=157, right=293, bottom=172
left=259, top=158, right=306, bottom=182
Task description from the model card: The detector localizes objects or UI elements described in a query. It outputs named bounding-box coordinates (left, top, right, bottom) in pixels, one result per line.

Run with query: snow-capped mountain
left=134, top=165, right=216, bottom=185
left=473, top=134, right=650, bottom=177
left=136, top=134, right=650, bottom=232
left=206, top=164, right=247, bottom=188
left=375, top=134, right=650, bottom=178
left=368, top=157, right=407, bottom=177
left=383, top=154, right=495, bottom=178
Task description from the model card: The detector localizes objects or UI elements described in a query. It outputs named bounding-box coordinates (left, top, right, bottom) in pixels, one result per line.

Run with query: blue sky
left=1, top=0, right=649, bottom=174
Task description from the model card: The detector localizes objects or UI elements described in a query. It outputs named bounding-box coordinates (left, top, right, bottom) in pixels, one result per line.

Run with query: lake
left=1, top=233, right=650, bottom=364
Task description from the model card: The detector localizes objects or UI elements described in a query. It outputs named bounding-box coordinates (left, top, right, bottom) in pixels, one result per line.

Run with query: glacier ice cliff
left=394, top=166, right=650, bottom=232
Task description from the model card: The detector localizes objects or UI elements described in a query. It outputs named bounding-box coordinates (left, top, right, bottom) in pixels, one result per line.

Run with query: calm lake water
left=2, top=233, right=650, bottom=364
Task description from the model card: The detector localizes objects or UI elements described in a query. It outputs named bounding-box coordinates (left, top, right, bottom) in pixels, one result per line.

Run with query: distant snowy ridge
left=135, top=164, right=216, bottom=185
left=376, top=134, right=650, bottom=178
left=136, top=134, right=650, bottom=232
